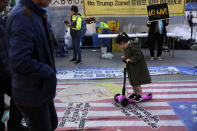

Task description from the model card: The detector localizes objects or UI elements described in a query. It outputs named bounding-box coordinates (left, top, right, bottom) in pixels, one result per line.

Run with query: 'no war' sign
left=147, top=3, right=169, bottom=21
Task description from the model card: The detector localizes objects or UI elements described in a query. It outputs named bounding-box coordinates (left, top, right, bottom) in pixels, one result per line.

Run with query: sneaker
left=70, top=58, right=76, bottom=62
left=150, top=57, right=154, bottom=61
left=128, top=93, right=137, bottom=99
left=133, top=95, right=142, bottom=102
left=157, top=57, right=163, bottom=61
left=75, top=60, right=81, bottom=64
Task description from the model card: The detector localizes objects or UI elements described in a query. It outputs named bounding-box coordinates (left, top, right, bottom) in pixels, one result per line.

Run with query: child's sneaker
left=133, top=95, right=142, bottom=102
left=128, top=93, right=137, bottom=99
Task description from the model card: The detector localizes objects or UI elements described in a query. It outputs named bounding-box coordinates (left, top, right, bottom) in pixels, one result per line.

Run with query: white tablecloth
left=98, top=33, right=181, bottom=38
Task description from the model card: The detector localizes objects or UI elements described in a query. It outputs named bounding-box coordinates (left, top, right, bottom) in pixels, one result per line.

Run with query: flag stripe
left=57, top=110, right=176, bottom=117
left=57, top=84, right=197, bottom=88
left=58, top=115, right=179, bottom=121
left=86, top=115, right=179, bottom=121
left=57, top=120, right=184, bottom=127
left=62, top=98, right=197, bottom=103
left=128, top=91, right=197, bottom=94
left=55, top=106, right=171, bottom=112
left=55, top=102, right=169, bottom=107
left=141, top=88, right=197, bottom=92
left=57, top=81, right=197, bottom=85
left=56, top=126, right=186, bottom=131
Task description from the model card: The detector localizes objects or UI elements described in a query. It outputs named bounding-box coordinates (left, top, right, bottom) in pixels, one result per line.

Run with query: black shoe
left=128, top=93, right=137, bottom=99
left=0, top=122, right=5, bottom=131
left=75, top=60, right=81, bottom=64
left=7, top=124, right=28, bottom=131
left=70, top=58, right=76, bottom=61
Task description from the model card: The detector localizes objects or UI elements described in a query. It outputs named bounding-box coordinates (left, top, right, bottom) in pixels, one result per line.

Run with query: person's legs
left=75, top=36, right=81, bottom=61
left=48, top=101, right=58, bottom=130
left=0, top=82, right=5, bottom=131
left=132, top=85, right=142, bottom=102
left=157, top=34, right=164, bottom=57
left=191, top=26, right=193, bottom=39
left=133, top=85, right=142, bottom=96
left=15, top=101, right=57, bottom=131
left=149, top=36, right=156, bottom=58
left=7, top=99, right=25, bottom=131
left=3, top=78, right=27, bottom=131
left=71, top=37, right=77, bottom=60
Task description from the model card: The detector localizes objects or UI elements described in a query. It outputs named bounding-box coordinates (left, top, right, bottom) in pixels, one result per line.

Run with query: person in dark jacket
left=6, top=0, right=58, bottom=130
left=116, top=32, right=151, bottom=102
left=0, top=0, right=28, bottom=130
left=187, top=11, right=194, bottom=39
left=65, top=5, right=82, bottom=64
left=147, top=19, right=169, bottom=60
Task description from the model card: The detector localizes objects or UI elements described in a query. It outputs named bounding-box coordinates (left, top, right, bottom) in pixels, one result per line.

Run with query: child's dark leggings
left=133, top=86, right=140, bottom=96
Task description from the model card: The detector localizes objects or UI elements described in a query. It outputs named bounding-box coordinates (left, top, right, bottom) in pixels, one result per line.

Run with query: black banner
left=147, top=3, right=169, bottom=21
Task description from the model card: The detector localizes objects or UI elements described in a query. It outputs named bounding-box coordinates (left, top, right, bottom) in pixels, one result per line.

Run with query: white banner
left=56, top=67, right=179, bottom=80
left=50, top=0, right=83, bottom=7
left=56, top=66, right=197, bottom=80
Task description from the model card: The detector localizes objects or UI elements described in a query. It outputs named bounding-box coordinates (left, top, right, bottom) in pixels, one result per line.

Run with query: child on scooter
left=115, top=32, right=152, bottom=102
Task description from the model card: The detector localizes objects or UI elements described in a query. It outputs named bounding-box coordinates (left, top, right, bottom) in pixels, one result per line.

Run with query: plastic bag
left=64, top=27, right=72, bottom=49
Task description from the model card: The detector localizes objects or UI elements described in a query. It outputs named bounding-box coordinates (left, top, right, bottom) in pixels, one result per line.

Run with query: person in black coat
left=147, top=19, right=169, bottom=60
left=0, top=0, right=28, bottom=130
left=6, top=0, right=58, bottom=130
left=187, top=11, right=194, bottom=39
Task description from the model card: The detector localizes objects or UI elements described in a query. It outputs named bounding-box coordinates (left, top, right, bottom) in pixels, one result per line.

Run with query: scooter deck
left=128, top=93, right=152, bottom=103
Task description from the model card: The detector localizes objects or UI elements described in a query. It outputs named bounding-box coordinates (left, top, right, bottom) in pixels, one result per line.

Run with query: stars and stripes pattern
left=55, top=80, right=197, bottom=131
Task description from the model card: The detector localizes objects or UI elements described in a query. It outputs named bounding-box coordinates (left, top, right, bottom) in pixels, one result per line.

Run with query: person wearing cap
left=65, top=5, right=82, bottom=64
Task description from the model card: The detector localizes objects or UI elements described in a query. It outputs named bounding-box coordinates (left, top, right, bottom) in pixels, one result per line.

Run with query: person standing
left=187, top=11, right=194, bottom=39
left=147, top=19, right=169, bottom=60
left=0, top=0, right=28, bottom=130
left=65, top=5, right=82, bottom=64
left=6, top=0, right=58, bottom=130
left=115, top=32, right=151, bottom=102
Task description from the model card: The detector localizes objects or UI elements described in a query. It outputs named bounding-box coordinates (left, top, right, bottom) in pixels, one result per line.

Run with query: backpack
left=76, top=15, right=87, bottom=37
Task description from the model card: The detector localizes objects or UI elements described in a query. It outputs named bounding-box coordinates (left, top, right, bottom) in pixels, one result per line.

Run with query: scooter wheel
left=114, top=93, right=120, bottom=102
left=121, top=98, right=128, bottom=107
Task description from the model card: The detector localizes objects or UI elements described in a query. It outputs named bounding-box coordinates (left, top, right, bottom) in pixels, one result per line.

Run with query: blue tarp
left=186, top=2, right=197, bottom=11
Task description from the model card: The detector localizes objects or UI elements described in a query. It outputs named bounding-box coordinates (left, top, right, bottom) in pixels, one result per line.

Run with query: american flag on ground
left=55, top=80, right=197, bottom=131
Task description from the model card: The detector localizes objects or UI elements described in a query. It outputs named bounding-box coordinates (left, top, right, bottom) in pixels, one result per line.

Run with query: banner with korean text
left=50, top=0, right=83, bottom=7
left=83, top=0, right=186, bottom=16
